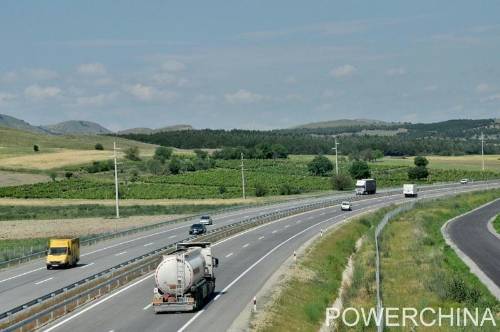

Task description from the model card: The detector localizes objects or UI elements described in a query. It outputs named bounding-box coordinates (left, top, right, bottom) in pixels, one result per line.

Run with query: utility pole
left=113, top=141, right=120, bottom=218
left=481, top=132, right=485, bottom=171
left=241, top=152, right=246, bottom=199
left=332, top=137, right=340, bottom=175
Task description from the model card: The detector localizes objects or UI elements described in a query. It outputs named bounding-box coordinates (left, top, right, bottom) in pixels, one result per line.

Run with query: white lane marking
left=35, top=277, right=53, bottom=285
left=258, top=236, right=265, bottom=240
left=81, top=224, right=188, bottom=257
left=225, top=253, right=233, bottom=258
left=242, top=243, right=249, bottom=248
left=284, top=225, right=290, bottom=228
left=178, top=310, right=205, bottom=332
left=272, top=230, right=277, bottom=234
left=143, top=242, right=154, bottom=247
left=80, top=262, right=95, bottom=269
left=42, top=274, right=154, bottom=332
left=115, top=251, right=127, bottom=256
left=0, top=267, right=44, bottom=284
left=244, top=215, right=250, bottom=218
left=168, top=235, right=177, bottom=239
left=296, top=220, right=302, bottom=224
left=143, top=303, right=152, bottom=310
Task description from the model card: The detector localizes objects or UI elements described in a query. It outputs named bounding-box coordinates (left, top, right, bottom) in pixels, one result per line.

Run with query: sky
left=0, top=1, right=499, bottom=131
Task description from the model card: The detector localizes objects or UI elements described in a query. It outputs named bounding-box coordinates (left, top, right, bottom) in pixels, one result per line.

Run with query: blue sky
left=0, top=1, right=499, bottom=130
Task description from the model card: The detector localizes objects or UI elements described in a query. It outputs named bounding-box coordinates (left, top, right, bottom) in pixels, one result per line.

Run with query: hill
left=293, top=119, right=394, bottom=129
left=42, top=120, right=112, bottom=135
left=0, top=114, right=48, bottom=134
left=117, top=124, right=193, bottom=135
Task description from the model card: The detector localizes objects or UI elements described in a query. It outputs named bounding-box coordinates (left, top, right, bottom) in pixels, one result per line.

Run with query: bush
left=154, top=146, right=173, bottom=163
left=146, top=159, right=163, bottom=175
left=124, top=146, right=141, bottom=161
left=414, top=156, right=429, bottom=167
left=194, top=149, right=208, bottom=159
left=33, top=145, right=39, bottom=152
left=94, top=143, right=104, bottom=150
left=408, top=166, right=429, bottom=180
left=64, top=172, right=73, bottom=179
left=49, top=172, right=57, bottom=182
left=255, top=183, right=268, bottom=197
left=168, top=157, right=182, bottom=174
left=331, top=174, right=354, bottom=191
left=307, top=155, right=333, bottom=176
left=349, top=160, right=371, bottom=179
left=86, top=160, right=114, bottom=173
left=218, top=186, right=227, bottom=195
left=279, top=184, right=302, bottom=195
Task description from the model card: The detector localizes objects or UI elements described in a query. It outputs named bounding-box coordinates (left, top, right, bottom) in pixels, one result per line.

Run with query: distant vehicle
left=403, top=184, right=418, bottom=197
left=189, top=223, right=207, bottom=235
left=460, top=179, right=469, bottom=184
left=340, top=201, right=352, bottom=211
left=355, top=179, right=377, bottom=195
left=46, top=238, right=80, bottom=269
left=153, top=242, right=218, bottom=313
left=199, top=215, right=213, bottom=225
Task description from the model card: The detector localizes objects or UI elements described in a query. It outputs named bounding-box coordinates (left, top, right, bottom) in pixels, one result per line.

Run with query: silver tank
left=154, top=247, right=206, bottom=295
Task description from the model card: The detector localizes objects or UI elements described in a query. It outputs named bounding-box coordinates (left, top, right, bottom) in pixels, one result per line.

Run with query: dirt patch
left=0, top=171, right=49, bottom=187
left=0, top=214, right=187, bottom=239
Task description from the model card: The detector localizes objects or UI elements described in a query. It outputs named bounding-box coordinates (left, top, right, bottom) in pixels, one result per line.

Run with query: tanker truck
left=152, top=242, right=219, bottom=313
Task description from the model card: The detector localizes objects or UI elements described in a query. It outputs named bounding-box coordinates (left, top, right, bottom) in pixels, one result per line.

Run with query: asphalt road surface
left=37, top=181, right=499, bottom=332
left=447, top=198, right=500, bottom=288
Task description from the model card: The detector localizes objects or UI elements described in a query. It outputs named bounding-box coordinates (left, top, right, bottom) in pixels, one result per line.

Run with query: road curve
left=446, top=198, right=500, bottom=297
left=39, top=182, right=499, bottom=332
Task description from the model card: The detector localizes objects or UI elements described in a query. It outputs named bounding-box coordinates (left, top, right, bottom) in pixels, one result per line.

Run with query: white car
left=199, top=215, right=213, bottom=225
left=460, top=179, right=468, bottom=184
left=340, top=201, right=352, bottom=211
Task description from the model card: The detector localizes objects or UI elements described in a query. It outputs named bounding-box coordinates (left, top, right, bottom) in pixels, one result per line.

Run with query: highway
left=36, top=181, right=498, bottom=332
left=447, top=198, right=500, bottom=289
left=0, top=191, right=366, bottom=313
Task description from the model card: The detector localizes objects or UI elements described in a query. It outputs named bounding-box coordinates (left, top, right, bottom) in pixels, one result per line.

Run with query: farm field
left=377, top=154, right=500, bottom=171
left=0, top=170, right=49, bottom=187
left=0, top=156, right=498, bottom=200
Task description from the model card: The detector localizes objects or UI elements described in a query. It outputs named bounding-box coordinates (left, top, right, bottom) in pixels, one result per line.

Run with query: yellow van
left=46, top=238, right=80, bottom=269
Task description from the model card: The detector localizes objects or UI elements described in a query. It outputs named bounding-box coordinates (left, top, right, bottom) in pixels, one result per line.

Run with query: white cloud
left=77, top=63, right=107, bottom=75
left=25, top=68, right=58, bottom=80
left=125, top=84, right=177, bottom=102
left=0, top=92, right=16, bottom=105
left=24, top=85, right=61, bottom=99
left=386, top=67, right=406, bottom=76
left=480, top=93, right=500, bottom=103
left=476, top=83, right=493, bottom=93
left=330, top=65, right=356, bottom=78
left=152, top=72, right=177, bottom=85
left=74, top=92, right=117, bottom=107
left=161, top=60, right=186, bottom=72
left=224, top=89, right=264, bottom=104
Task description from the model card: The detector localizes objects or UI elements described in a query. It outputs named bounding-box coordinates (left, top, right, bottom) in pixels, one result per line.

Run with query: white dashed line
left=143, top=242, right=154, bottom=247
left=115, top=251, right=127, bottom=256
left=0, top=267, right=44, bottom=284
left=225, top=253, right=233, bottom=258
left=35, top=277, right=53, bottom=285
left=284, top=225, right=290, bottom=228
left=168, top=235, right=177, bottom=239
left=143, top=303, right=153, bottom=310
left=242, top=243, right=249, bottom=248
left=258, top=236, right=265, bottom=240
left=80, top=262, right=95, bottom=269
left=272, top=230, right=278, bottom=234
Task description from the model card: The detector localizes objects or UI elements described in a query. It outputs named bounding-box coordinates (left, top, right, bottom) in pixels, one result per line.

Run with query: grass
left=0, top=204, right=235, bottom=221
left=379, top=190, right=500, bottom=331
left=493, top=215, right=500, bottom=234
left=378, top=155, right=500, bottom=171
left=256, top=208, right=390, bottom=332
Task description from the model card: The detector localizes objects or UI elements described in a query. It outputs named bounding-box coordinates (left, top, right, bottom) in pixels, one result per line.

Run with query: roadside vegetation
left=493, top=214, right=500, bottom=234
left=254, top=208, right=390, bottom=332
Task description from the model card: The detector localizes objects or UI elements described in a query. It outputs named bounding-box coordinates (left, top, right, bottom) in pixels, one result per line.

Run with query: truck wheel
left=46, top=265, right=52, bottom=270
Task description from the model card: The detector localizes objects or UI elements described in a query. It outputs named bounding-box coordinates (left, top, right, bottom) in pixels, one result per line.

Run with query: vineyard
left=0, top=158, right=498, bottom=199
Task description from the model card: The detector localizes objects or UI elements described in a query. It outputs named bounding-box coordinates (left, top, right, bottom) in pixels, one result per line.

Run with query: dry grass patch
left=0, top=170, right=49, bottom=187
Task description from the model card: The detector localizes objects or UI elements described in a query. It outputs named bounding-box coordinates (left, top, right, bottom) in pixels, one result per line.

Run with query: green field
left=493, top=215, right=500, bottom=234
left=0, top=157, right=498, bottom=199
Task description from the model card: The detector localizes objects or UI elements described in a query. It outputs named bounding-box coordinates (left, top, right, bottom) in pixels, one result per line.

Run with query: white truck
left=152, top=242, right=219, bottom=313
left=403, top=184, right=418, bottom=197
left=355, top=179, right=377, bottom=195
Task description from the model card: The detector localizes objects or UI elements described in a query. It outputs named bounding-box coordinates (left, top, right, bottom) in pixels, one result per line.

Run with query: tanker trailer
left=152, top=242, right=219, bottom=312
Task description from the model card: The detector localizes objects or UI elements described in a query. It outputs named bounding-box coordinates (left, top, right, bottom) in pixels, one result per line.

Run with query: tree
left=408, top=166, right=429, bottom=180
left=331, top=174, right=354, bottom=191
left=359, top=148, right=374, bottom=162
left=147, top=159, right=163, bottom=175
left=414, top=156, right=429, bottom=167
left=94, top=143, right=104, bottom=150
left=255, top=183, right=268, bottom=197
left=168, top=157, right=182, bottom=174
left=194, top=149, right=208, bottom=159
left=349, top=160, right=371, bottom=179
left=154, top=146, right=173, bottom=163
left=373, top=149, right=384, bottom=161
left=64, top=172, right=73, bottom=179
left=308, top=155, right=333, bottom=176
left=124, top=146, right=141, bottom=161
left=33, top=145, right=39, bottom=152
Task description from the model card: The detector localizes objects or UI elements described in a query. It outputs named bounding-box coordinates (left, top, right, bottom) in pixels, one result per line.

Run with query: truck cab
left=46, top=238, right=80, bottom=269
